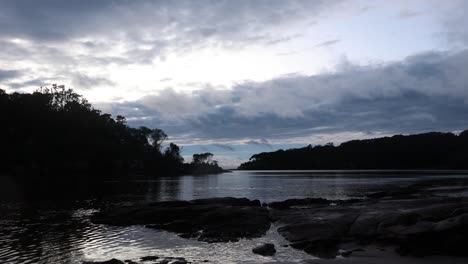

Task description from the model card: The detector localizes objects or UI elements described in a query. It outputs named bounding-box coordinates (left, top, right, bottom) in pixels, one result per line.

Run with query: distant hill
left=238, top=131, right=468, bottom=170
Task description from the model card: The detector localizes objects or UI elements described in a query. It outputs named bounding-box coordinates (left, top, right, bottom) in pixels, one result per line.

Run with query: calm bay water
left=1, top=170, right=468, bottom=264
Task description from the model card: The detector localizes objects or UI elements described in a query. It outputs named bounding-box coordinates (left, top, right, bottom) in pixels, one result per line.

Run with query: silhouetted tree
left=0, top=86, right=224, bottom=197
left=192, top=153, right=214, bottom=164
left=239, top=131, right=468, bottom=170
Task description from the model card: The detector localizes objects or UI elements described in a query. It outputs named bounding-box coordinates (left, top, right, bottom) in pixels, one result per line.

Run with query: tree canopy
left=239, top=131, right=468, bottom=170
left=0, top=86, right=203, bottom=186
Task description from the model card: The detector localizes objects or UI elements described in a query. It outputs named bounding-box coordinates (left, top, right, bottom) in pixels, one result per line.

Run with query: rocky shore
left=92, top=197, right=270, bottom=243
left=89, top=179, right=468, bottom=263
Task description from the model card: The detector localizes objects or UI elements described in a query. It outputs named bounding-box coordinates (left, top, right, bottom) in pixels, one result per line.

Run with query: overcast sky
left=1, top=0, right=468, bottom=168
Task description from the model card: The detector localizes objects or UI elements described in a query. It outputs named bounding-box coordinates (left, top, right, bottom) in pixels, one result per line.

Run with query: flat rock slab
left=91, top=182, right=468, bottom=260
left=92, top=197, right=270, bottom=243
left=83, top=256, right=191, bottom=264
left=269, top=190, right=468, bottom=259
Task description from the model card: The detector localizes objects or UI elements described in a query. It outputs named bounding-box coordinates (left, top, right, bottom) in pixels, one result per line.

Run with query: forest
left=0, top=86, right=223, bottom=194
left=238, top=130, right=468, bottom=170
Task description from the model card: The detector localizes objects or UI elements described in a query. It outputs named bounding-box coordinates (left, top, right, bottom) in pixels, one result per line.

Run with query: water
left=1, top=170, right=468, bottom=263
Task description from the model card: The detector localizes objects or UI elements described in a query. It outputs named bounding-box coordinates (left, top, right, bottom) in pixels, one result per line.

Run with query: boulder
left=252, top=243, right=276, bottom=256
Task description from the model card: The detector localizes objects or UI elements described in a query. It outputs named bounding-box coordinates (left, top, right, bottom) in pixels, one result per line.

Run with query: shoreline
left=89, top=177, right=468, bottom=263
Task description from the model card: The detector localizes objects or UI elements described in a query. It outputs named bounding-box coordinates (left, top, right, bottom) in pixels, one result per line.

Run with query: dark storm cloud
left=7, top=79, right=47, bottom=89
left=108, top=49, right=468, bottom=144
left=0, top=70, right=20, bottom=81
left=0, top=0, right=336, bottom=44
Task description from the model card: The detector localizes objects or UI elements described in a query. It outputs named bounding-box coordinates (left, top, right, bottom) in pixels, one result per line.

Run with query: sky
left=1, top=0, right=468, bottom=168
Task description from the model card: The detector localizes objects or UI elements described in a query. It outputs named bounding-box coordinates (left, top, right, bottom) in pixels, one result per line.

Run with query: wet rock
left=434, top=213, right=468, bottom=232
left=92, top=197, right=270, bottom=243
left=252, top=243, right=276, bottom=256
left=92, top=189, right=468, bottom=259
left=450, top=206, right=468, bottom=217
left=170, top=259, right=188, bottom=264
left=367, top=191, right=388, bottom=199
left=140, top=255, right=159, bottom=261
left=268, top=198, right=329, bottom=209
left=349, top=212, right=383, bottom=239
left=291, top=239, right=340, bottom=259
left=83, top=259, right=124, bottom=264
left=340, top=248, right=365, bottom=257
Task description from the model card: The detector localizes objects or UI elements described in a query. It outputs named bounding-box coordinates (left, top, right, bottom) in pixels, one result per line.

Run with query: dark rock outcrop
left=252, top=243, right=276, bottom=256
left=90, top=181, right=468, bottom=260
left=140, top=256, right=159, bottom=261
left=92, top=197, right=270, bottom=243
left=83, top=259, right=124, bottom=264
left=84, top=257, right=191, bottom=264
left=268, top=187, right=468, bottom=259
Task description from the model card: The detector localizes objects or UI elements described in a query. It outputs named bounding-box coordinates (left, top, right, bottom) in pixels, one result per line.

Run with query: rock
left=341, top=248, right=366, bottom=257
left=83, top=259, right=124, bottom=264
left=140, top=255, right=159, bottom=261
left=157, top=257, right=188, bottom=264
left=268, top=198, right=329, bottom=209
left=434, top=213, right=468, bottom=232
left=91, top=191, right=468, bottom=259
left=379, top=212, right=421, bottom=227
left=252, top=243, right=276, bottom=256
left=367, top=191, right=388, bottom=199
left=291, top=239, right=340, bottom=259
left=349, top=212, right=383, bottom=239
left=92, top=197, right=270, bottom=243
left=170, top=260, right=188, bottom=264
left=450, top=206, right=468, bottom=217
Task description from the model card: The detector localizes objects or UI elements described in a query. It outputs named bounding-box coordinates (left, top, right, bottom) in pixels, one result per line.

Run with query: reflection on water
left=1, top=170, right=468, bottom=263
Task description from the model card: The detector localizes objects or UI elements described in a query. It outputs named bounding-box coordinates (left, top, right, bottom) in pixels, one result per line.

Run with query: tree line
left=238, top=131, right=468, bottom=170
left=0, top=86, right=223, bottom=191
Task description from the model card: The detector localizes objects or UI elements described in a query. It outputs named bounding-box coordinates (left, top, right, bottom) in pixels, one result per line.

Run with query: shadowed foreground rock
left=83, top=259, right=124, bottom=264
left=91, top=181, right=468, bottom=260
left=83, top=256, right=190, bottom=264
left=252, top=243, right=276, bottom=256
left=269, top=181, right=468, bottom=259
left=92, top=197, right=270, bottom=243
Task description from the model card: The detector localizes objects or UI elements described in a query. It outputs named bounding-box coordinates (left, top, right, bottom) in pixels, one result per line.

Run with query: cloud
left=398, top=10, right=423, bottom=19
left=213, top=143, right=235, bottom=151
left=0, top=69, right=20, bottom=81
left=434, top=0, right=468, bottom=46
left=314, top=39, right=340, bottom=48
left=0, top=0, right=338, bottom=47
left=0, top=0, right=345, bottom=93
left=246, top=139, right=273, bottom=148
left=106, top=49, right=468, bottom=145
left=7, top=78, right=47, bottom=89
left=71, top=73, right=114, bottom=89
